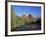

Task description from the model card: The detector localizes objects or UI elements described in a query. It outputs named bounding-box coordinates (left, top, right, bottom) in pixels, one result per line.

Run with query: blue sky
left=11, top=5, right=41, bottom=17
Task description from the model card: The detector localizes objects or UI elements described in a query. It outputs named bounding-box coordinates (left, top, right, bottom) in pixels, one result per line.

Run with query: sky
left=11, top=5, right=41, bottom=17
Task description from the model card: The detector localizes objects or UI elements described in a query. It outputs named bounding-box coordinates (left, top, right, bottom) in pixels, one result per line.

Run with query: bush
left=36, top=18, right=41, bottom=25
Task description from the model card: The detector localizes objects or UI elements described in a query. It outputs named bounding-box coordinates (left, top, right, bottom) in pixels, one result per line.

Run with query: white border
left=7, top=2, right=44, bottom=35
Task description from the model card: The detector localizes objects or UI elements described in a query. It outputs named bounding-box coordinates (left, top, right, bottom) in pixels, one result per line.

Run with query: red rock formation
left=21, top=14, right=32, bottom=21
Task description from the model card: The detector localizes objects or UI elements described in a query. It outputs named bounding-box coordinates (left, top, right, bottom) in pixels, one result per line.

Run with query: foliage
left=11, top=12, right=25, bottom=29
left=36, top=18, right=41, bottom=25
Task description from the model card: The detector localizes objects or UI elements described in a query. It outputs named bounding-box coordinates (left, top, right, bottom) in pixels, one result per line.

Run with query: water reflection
left=11, top=24, right=41, bottom=31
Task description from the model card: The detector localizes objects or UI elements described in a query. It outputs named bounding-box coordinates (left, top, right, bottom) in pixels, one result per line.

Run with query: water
left=11, top=24, right=41, bottom=31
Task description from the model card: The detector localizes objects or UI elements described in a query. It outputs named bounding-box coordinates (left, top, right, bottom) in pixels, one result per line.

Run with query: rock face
left=22, top=14, right=32, bottom=18
left=21, top=14, right=40, bottom=22
left=21, top=14, right=33, bottom=22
